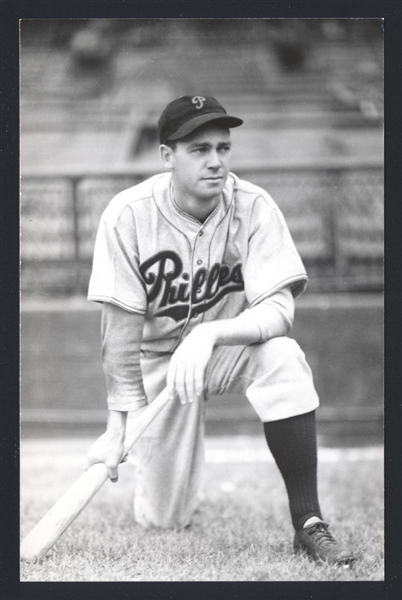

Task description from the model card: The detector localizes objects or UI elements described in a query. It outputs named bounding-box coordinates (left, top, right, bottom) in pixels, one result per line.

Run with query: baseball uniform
left=88, top=171, right=320, bottom=528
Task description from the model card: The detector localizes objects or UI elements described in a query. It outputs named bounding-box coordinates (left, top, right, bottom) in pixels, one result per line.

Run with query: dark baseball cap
left=158, top=95, right=243, bottom=145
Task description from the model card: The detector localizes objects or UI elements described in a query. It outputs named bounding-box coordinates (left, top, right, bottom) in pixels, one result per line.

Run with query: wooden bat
left=20, top=388, right=170, bottom=561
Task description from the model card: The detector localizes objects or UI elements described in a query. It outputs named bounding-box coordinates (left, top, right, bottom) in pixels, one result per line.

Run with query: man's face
left=164, top=125, right=232, bottom=202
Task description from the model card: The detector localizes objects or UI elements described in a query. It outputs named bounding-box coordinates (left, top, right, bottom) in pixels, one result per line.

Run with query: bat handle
left=123, top=387, right=171, bottom=455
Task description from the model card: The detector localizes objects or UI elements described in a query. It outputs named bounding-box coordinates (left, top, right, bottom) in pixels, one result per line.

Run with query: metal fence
left=21, top=160, right=383, bottom=295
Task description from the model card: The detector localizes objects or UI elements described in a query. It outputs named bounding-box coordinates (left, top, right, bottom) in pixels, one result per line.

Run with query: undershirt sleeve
left=101, top=303, right=148, bottom=411
left=234, top=285, right=295, bottom=344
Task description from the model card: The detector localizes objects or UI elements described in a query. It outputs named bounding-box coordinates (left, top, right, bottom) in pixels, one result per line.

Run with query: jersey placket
left=164, top=178, right=232, bottom=350
left=172, top=224, right=208, bottom=348
left=190, top=226, right=210, bottom=322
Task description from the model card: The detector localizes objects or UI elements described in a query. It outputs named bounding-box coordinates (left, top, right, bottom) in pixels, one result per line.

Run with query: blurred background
left=20, top=19, right=384, bottom=444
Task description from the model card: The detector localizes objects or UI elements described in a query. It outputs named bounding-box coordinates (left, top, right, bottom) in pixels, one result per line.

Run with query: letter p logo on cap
left=192, top=96, right=206, bottom=109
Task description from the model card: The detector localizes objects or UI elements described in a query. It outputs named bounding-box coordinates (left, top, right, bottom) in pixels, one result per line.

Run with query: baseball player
left=86, top=95, right=355, bottom=566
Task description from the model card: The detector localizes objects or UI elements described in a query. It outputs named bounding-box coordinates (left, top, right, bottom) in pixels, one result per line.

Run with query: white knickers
left=126, top=336, right=319, bottom=529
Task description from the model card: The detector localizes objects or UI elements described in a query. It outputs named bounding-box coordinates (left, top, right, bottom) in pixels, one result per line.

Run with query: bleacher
left=20, top=20, right=383, bottom=295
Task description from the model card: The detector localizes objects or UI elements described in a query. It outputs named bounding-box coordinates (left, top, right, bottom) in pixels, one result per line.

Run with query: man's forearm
left=243, top=285, right=295, bottom=343
left=196, top=285, right=295, bottom=347
left=199, top=314, right=261, bottom=347
left=101, top=303, right=148, bottom=411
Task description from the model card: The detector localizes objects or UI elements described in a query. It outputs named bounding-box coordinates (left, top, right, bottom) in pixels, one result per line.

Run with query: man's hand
left=167, top=323, right=217, bottom=405
left=86, top=411, right=127, bottom=482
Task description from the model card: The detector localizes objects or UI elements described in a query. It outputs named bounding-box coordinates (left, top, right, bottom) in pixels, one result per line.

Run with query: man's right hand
left=86, top=411, right=127, bottom=482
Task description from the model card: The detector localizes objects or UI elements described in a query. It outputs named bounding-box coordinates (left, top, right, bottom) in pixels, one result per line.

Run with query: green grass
left=20, top=437, right=383, bottom=582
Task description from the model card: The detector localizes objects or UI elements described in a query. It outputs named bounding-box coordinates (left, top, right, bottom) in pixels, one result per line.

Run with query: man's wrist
left=106, top=410, right=128, bottom=438
left=193, top=321, right=219, bottom=346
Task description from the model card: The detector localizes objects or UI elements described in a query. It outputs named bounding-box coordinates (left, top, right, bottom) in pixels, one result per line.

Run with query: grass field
left=20, top=436, right=383, bottom=582
left=20, top=296, right=384, bottom=581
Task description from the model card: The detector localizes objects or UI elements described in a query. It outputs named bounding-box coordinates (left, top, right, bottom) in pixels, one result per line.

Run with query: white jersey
left=88, top=171, right=307, bottom=352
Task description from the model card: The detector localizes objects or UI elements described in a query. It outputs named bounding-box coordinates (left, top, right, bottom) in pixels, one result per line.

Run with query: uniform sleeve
left=237, top=285, right=295, bottom=344
left=88, top=204, right=147, bottom=314
left=244, top=196, right=307, bottom=305
left=101, top=303, right=148, bottom=411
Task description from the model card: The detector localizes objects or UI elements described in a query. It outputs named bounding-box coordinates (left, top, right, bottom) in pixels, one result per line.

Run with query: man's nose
left=207, top=150, right=222, bottom=169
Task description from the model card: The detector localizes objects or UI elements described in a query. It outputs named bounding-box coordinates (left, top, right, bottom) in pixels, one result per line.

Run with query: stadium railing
left=21, top=157, right=383, bottom=296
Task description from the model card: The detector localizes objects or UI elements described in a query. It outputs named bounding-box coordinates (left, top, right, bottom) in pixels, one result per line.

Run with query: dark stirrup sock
left=263, top=410, right=323, bottom=531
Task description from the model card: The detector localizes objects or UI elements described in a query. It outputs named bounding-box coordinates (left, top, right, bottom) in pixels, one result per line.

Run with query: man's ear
left=159, top=144, right=174, bottom=170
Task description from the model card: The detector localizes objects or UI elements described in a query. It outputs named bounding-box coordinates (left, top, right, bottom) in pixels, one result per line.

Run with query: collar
left=152, top=173, right=235, bottom=235
left=169, top=180, right=222, bottom=226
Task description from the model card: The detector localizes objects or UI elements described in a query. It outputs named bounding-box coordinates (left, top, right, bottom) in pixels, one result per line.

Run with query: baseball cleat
left=294, top=521, right=356, bottom=567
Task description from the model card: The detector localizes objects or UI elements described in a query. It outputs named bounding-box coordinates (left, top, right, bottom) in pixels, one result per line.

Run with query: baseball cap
left=158, top=95, right=243, bottom=144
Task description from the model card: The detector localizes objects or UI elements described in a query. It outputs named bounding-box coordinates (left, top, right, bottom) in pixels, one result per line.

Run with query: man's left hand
left=167, top=323, right=216, bottom=405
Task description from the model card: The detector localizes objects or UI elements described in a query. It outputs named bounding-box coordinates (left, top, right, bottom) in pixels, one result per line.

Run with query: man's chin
left=200, top=179, right=226, bottom=195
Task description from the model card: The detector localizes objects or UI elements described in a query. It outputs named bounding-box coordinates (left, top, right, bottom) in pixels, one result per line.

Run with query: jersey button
left=197, top=259, right=202, bottom=265
left=199, top=231, right=204, bottom=237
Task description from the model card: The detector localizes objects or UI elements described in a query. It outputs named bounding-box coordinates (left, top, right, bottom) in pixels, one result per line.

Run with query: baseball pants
left=127, top=336, right=320, bottom=529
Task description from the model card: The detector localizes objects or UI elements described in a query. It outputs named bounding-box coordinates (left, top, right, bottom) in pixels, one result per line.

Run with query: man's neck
left=172, top=188, right=221, bottom=223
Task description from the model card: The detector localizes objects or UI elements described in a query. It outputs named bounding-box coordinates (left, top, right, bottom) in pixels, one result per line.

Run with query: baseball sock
left=263, top=410, right=323, bottom=531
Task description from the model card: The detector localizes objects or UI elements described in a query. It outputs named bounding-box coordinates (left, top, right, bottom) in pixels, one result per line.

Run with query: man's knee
left=256, top=336, right=306, bottom=364
left=250, top=336, right=313, bottom=383
left=245, top=336, right=319, bottom=421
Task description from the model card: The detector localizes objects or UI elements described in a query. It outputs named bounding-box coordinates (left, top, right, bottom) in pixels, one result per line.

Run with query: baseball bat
left=20, top=387, right=170, bottom=562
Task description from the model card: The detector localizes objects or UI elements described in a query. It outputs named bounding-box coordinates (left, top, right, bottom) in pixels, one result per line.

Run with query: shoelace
left=306, top=523, right=337, bottom=548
